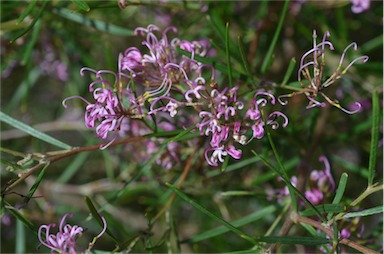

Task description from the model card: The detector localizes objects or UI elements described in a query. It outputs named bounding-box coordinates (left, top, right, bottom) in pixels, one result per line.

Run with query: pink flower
left=38, top=213, right=107, bottom=254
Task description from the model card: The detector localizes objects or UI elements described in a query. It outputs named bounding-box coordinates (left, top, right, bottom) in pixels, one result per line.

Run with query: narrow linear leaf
left=301, top=204, right=345, bottom=217
left=11, top=1, right=48, bottom=43
left=260, top=0, right=290, bottom=74
left=281, top=58, right=296, bottom=85
left=368, top=91, right=380, bottom=186
left=23, top=164, right=49, bottom=204
left=257, top=236, right=331, bottom=245
left=343, top=206, right=383, bottom=219
left=0, top=112, right=72, bottom=150
left=56, top=8, right=134, bottom=36
left=21, top=19, right=41, bottom=65
left=183, top=205, right=276, bottom=244
left=5, top=202, right=35, bottom=233
left=238, top=36, right=255, bottom=83
left=17, top=0, right=37, bottom=24
left=221, top=155, right=230, bottom=172
left=265, top=129, right=299, bottom=213
left=166, top=183, right=259, bottom=245
left=71, top=0, right=90, bottom=12
left=252, top=150, right=325, bottom=221
left=84, top=196, right=119, bottom=243
left=16, top=219, right=26, bottom=253
left=225, top=22, right=233, bottom=88
left=327, top=173, right=348, bottom=220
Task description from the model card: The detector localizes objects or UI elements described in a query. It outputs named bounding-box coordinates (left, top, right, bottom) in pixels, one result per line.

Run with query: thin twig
left=293, top=215, right=379, bottom=254
left=1, top=137, right=145, bottom=195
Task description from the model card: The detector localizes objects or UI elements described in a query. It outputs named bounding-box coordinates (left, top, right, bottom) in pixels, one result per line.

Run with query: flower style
left=278, top=30, right=369, bottom=114
left=38, top=213, right=107, bottom=254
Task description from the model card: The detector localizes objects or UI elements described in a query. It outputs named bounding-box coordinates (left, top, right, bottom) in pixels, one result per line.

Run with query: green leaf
left=166, top=183, right=260, bottom=246
left=84, top=196, right=119, bottom=243
left=260, top=0, right=290, bottom=74
left=327, top=173, right=348, bottom=220
left=71, top=0, right=90, bottom=12
left=281, top=58, right=296, bottom=86
left=16, top=0, right=37, bottom=24
left=0, top=112, right=72, bottom=150
left=10, top=1, right=48, bottom=43
left=182, top=205, right=276, bottom=243
left=23, top=164, right=49, bottom=204
left=368, top=91, right=380, bottom=186
left=221, top=155, right=230, bottom=172
left=301, top=204, right=345, bottom=217
left=257, top=236, right=331, bottom=245
left=21, top=19, right=41, bottom=65
left=16, top=219, right=26, bottom=253
left=225, top=22, right=233, bottom=88
left=252, top=150, right=325, bottom=221
left=56, top=8, right=134, bottom=36
left=238, top=36, right=256, bottom=83
left=343, top=206, right=383, bottom=219
left=4, top=201, right=35, bottom=233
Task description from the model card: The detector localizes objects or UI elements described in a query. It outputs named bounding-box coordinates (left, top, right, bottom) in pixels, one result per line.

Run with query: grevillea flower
left=267, top=156, right=335, bottom=205
left=350, top=0, right=370, bottom=13
left=38, top=213, right=107, bottom=254
left=278, top=30, right=368, bottom=114
left=197, top=87, right=288, bottom=167
left=63, top=67, right=141, bottom=149
left=120, top=24, right=209, bottom=105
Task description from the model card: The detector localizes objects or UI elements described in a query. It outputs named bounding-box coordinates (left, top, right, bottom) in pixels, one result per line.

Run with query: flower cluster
left=197, top=87, right=288, bottom=166
left=38, top=213, right=107, bottom=254
left=64, top=24, right=288, bottom=167
left=268, top=156, right=335, bottom=205
left=278, top=30, right=368, bottom=114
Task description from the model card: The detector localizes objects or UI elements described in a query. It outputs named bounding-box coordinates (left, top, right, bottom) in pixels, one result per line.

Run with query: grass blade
left=260, top=0, right=290, bottom=74
left=166, top=183, right=259, bottom=245
left=368, top=91, right=380, bottom=186
left=0, top=111, right=72, bottom=150
left=182, top=205, right=276, bottom=243
left=342, top=206, right=383, bottom=219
